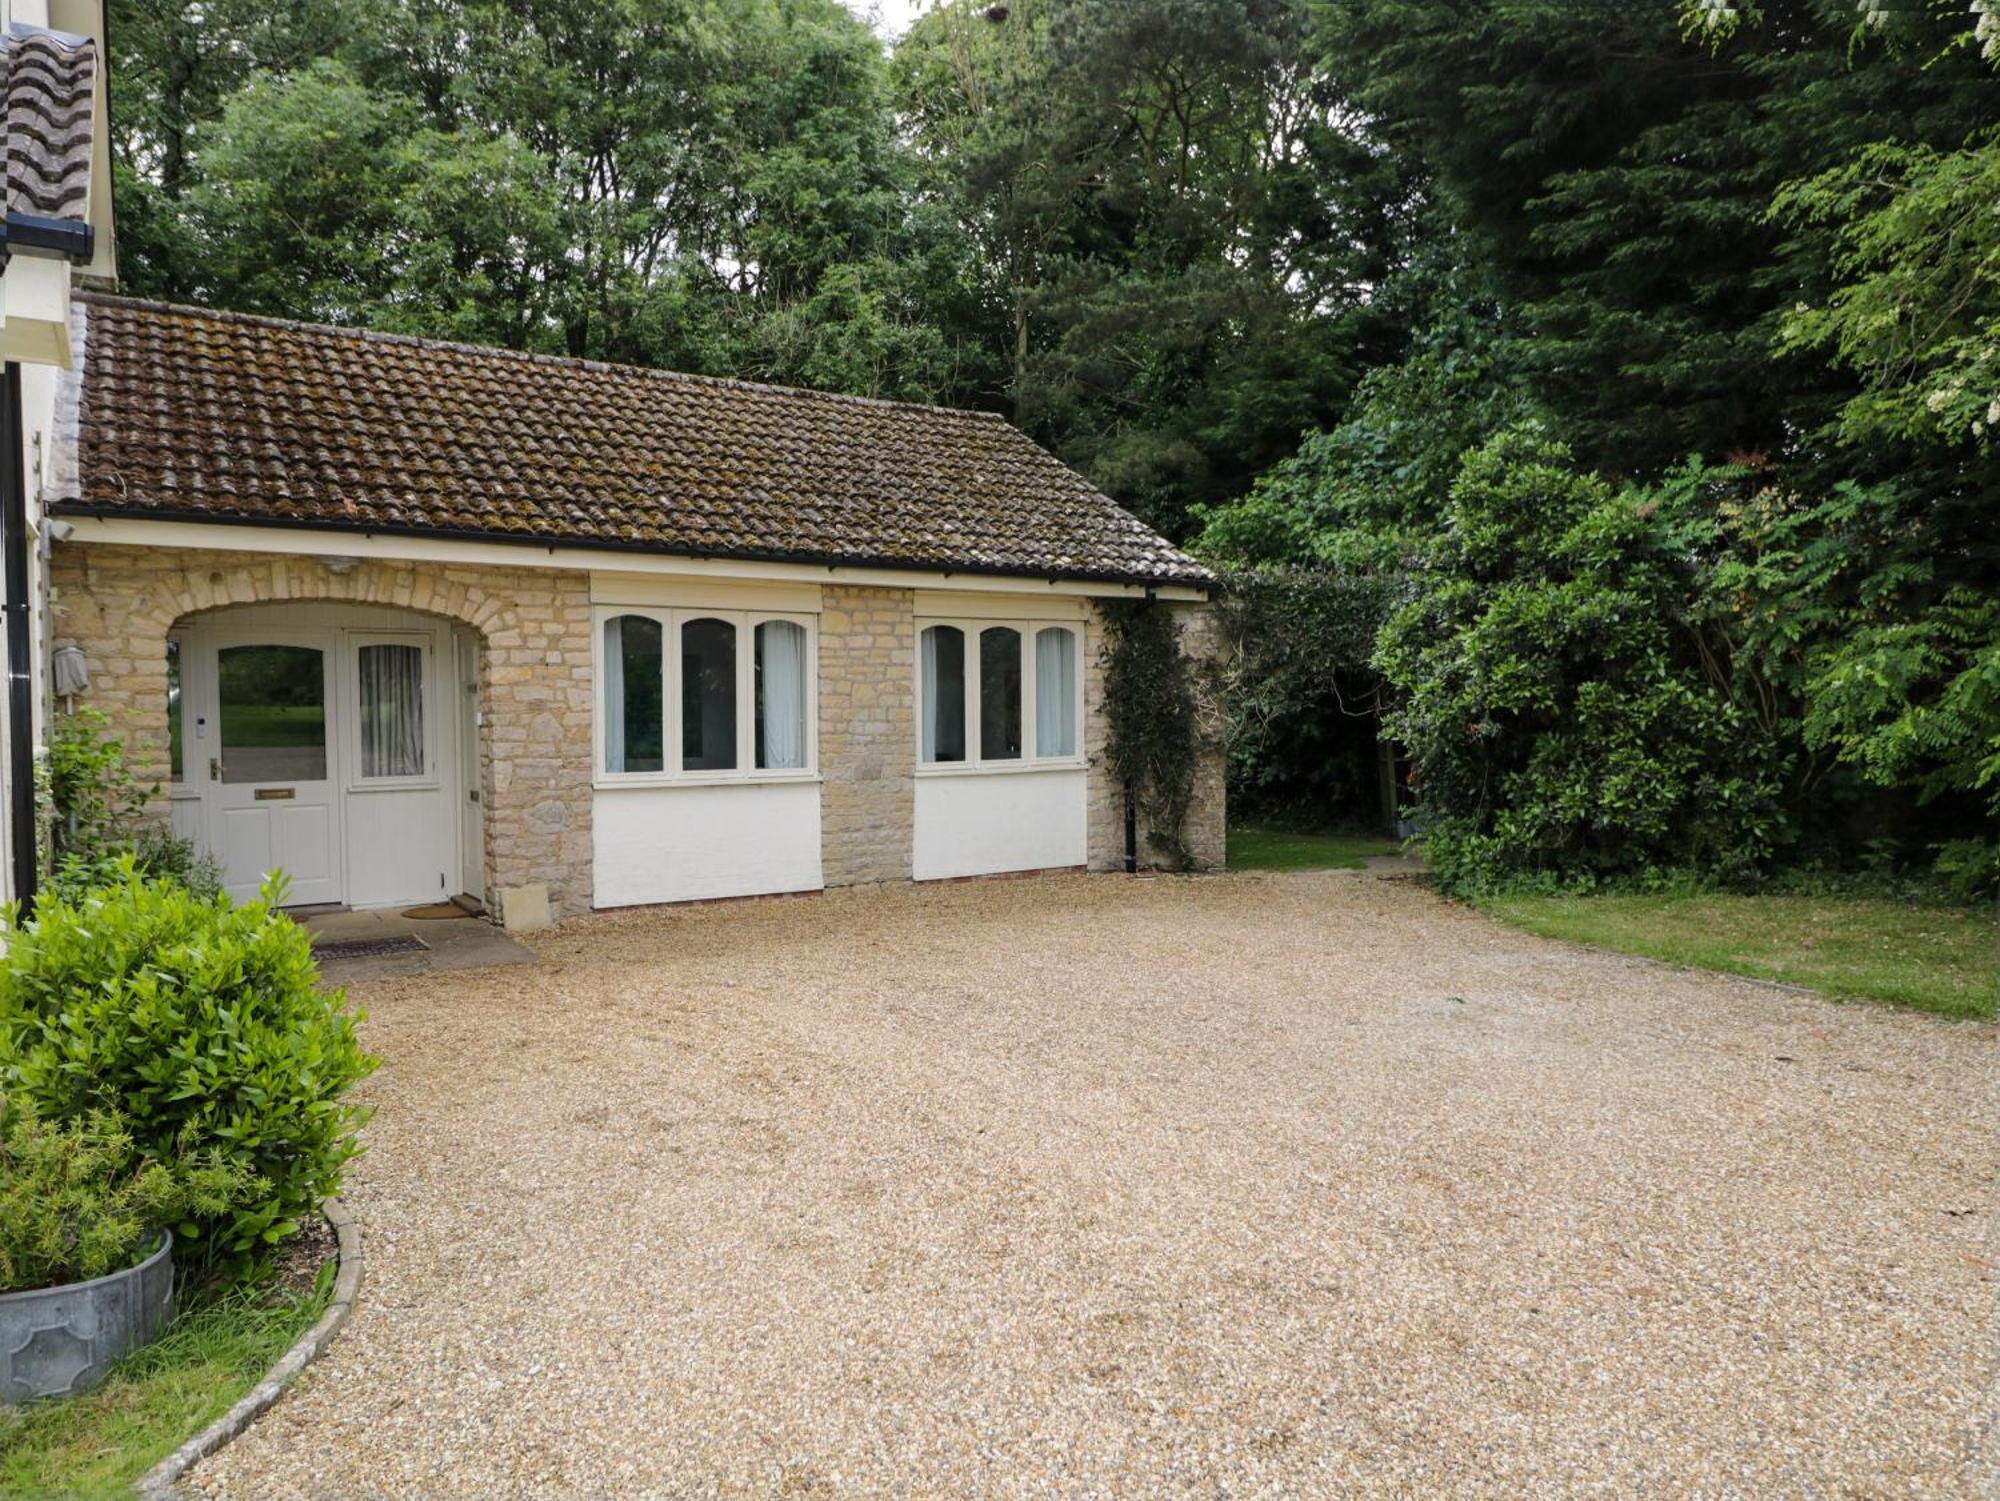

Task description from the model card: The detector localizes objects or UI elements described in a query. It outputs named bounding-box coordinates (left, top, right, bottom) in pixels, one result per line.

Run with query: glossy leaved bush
left=0, top=866, right=377, bottom=1277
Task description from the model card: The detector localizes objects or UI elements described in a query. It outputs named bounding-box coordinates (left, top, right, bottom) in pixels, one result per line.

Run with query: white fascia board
left=57, top=516, right=1212, bottom=601
left=0, top=258, right=74, bottom=367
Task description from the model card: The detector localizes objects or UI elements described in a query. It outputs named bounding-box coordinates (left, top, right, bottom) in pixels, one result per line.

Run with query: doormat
left=400, top=903, right=468, bottom=920
left=313, top=935, right=428, bottom=960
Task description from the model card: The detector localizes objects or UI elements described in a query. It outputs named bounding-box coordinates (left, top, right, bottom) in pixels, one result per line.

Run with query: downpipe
left=3, top=362, right=36, bottom=910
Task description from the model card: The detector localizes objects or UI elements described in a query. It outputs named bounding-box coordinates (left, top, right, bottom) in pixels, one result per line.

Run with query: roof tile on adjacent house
left=3, top=22, right=94, bottom=223
left=57, top=295, right=1215, bottom=588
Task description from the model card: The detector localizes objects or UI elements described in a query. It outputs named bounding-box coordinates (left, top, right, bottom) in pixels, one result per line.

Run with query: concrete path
left=302, top=907, right=537, bottom=986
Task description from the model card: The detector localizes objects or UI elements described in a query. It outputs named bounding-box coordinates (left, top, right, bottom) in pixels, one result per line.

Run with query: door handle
left=210, top=757, right=222, bottom=781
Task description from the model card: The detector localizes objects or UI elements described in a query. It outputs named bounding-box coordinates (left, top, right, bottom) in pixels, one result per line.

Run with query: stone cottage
left=43, top=295, right=1221, bottom=925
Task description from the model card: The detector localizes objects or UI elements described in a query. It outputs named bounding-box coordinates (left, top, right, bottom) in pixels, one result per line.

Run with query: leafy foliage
left=0, top=1097, right=252, bottom=1293
left=1211, top=567, right=1390, bottom=830
left=1375, top=429, right=1795, bottom=892
left=1100, top=602, right=1206, bottom=867
left=41, top=711, right=222, bottom=900
left=43, top=709, right=153, bottom=869
left=0, top=866, right=377, bottom=1276
left=1774, top=137, right=2000, bottom=450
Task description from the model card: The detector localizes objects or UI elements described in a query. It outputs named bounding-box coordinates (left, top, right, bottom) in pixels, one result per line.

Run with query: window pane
left=218, top=644, right=326, bottom=783
left=358, top=643, right=426, bottom=778
left=756, top=620, right=808, bottom=770
left=920, top=625, right=965, bottom=763
left=1034, top=627, right=1077, bottom=758
left=682, top=617, right=738, bottom=771
left=980, top=626, right=1022, bottom=760
left=166, top=639, right=183, bottom=783
left=604, top=615, right=664, bottom=773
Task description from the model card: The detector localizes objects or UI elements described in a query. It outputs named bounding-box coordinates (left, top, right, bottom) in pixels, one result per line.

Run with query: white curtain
left=757, top=620, right=807, bottom=769
left=603, top=616, right=628, bottom=774
left=359, top=643, right=424, bottom=778
left=1036, top=628, right=1077, bottom=757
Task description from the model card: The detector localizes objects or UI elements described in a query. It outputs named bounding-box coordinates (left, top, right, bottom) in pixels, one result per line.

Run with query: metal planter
left=0, top=1232, right=174, bottom=1403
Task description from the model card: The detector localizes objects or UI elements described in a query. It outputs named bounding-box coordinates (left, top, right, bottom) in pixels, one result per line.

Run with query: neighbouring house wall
left=1083, top=599, right=1227, bottom=874
left=818, top=583, right=916, bottom=887
left=47, top=544, right=597, bottom=919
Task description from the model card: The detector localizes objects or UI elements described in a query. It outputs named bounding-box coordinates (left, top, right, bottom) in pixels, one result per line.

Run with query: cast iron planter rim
left=0, top=1228, right=172, bottom=1303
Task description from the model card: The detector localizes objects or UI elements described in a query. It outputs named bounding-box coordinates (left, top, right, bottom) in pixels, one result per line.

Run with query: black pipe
left=3, top=362, right=37, bottom=910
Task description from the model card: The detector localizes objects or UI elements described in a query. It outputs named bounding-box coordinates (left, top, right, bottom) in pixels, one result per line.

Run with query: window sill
left=916, top=760, right=1087, bottom=778
left=594, top=771, right=823, bottom=792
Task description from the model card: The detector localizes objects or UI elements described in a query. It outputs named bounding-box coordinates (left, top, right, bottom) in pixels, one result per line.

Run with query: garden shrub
left=0, top=1096, right=252, bottom=1293
left=1377, top=428, right=1794, bottom=895
left=42, top=708, right=153, bottom=867
left=39, top=709, right=223, bottom=900
left=0, top=865, right=377, bottom=1275
left=49, top=828, right=225, bottom=905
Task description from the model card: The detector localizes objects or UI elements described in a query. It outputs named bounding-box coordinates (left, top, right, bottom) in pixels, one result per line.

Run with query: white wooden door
left=203, top=632, right=343, bottom=906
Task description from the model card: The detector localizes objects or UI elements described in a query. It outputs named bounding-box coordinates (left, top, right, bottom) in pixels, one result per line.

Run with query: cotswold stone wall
left=47, top=544, right=595, bottom=920
left=818, top=584, right=916, bottom=886
left=1084, top=600, right=1227, bottom=873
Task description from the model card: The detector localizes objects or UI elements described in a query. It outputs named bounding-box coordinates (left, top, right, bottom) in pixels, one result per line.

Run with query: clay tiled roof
left=58, top=295, right=1214, bottom=588
left=3, top=22, right=94, bottom=224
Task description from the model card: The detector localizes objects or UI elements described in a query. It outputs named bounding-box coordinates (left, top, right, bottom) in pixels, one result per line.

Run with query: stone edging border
left=134, top=1197, right=363, bottom=1500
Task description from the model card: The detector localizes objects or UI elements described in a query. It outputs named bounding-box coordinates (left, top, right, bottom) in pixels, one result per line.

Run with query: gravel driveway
left=190, top=872, right=1997, bottom=1499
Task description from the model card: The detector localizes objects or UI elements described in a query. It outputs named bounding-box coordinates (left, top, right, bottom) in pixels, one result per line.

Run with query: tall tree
left=895, top=0, right=1413, bottom=536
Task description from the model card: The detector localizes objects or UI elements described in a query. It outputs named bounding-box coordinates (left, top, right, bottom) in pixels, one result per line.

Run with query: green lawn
left=221, top=702, right=326, bottom=749
left=1228, top=827, right=1400, bottom=872
left=1485, top=890, right=1999, bottom=1021
left=0, top=1277, right=330, bottom=1501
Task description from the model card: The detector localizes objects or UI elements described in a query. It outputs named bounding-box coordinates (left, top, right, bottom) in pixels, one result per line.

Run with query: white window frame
left=165, top=630, right=191, bottom=793
left=344, top=631, right=439, bottom=792
left=915, top=618, right=1085, bottom=775
left=593, top=605, right=819, bottom=787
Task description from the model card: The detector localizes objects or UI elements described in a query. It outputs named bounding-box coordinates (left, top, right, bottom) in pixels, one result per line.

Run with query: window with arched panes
left=917, top=620, right=1081, bottom=770
left=598, top=607, right=816, bottom=781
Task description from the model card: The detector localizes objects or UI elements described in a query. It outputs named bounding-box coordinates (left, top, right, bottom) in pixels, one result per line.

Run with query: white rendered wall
left=913, top=768, right=1087, bottom=881
left=593, top=781, right=823, bottom=907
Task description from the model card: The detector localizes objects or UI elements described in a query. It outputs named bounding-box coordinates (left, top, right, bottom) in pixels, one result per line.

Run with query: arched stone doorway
left=48, top=543, right=596, bottom=920
left=165, top=599, right=483, bottom=908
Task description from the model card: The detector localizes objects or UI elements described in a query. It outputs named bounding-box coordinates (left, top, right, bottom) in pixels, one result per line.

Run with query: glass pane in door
left=218, top=645, right=327, bottom=783
left=358, top=643, right=426, bottom=778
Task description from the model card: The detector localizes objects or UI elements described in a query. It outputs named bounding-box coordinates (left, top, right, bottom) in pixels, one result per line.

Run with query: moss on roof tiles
left=61, top=294, right=1210, bottom=587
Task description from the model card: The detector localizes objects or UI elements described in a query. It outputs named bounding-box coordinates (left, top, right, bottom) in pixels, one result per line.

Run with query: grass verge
left=0, top=1269, right=333, bottom=1501
left=1484, top=890, right=1998, bottom=1021
left=1228, top=827, right=1400, bottom=872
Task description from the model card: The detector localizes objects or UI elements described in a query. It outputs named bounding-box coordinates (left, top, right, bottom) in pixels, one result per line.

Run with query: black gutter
left=3, top=364, right=37, bottom=910
left=45, top=502, right=1218, bottom=595
left=2, top=213, right=95, bottom=261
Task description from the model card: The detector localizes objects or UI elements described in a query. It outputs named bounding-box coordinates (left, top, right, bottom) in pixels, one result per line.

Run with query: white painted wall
left=913, top=768, right=1087, bottom=881
left=593, top=781, right=823, bottom=907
